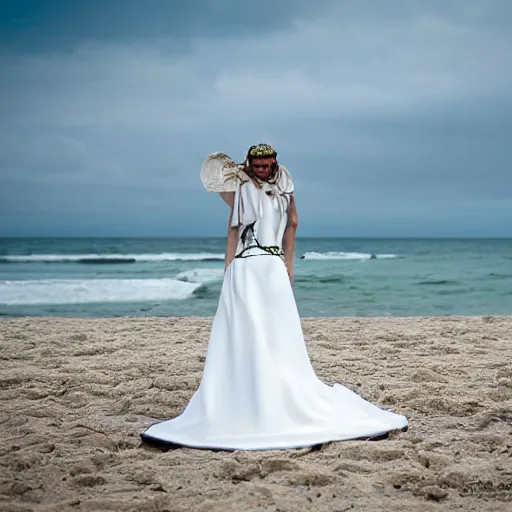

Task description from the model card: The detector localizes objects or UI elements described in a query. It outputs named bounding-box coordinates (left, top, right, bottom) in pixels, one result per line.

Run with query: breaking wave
left=0, top=253, right=225, bottom=264
left=300, top=251, right=398, bottom=261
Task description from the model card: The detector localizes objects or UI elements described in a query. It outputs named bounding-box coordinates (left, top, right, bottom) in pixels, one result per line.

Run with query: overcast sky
left=1, top=0, right=511, bottom=237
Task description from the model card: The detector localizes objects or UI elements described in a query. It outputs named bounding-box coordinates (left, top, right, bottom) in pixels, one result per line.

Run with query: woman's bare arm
left=220, top=192, right=235, bottom=208
left=282, top=194, right=299, bottom=284
left=220, top=192, right=238, bottom=270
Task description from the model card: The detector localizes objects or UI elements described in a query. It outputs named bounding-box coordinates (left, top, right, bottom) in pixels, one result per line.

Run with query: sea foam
left=0, top=278, right=203, bottom=305
left=301, top=251, right=398, bottom=261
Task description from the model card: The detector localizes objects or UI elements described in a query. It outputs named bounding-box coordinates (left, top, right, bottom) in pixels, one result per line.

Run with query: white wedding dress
left=141, top=178, right=408, bottom=450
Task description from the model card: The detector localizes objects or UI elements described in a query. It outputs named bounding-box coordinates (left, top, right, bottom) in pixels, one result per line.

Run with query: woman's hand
left=288, top=269, right=294, bottom=288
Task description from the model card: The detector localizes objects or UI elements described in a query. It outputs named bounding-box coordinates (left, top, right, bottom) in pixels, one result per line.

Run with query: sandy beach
left=1, top=315, right=511, bottom=511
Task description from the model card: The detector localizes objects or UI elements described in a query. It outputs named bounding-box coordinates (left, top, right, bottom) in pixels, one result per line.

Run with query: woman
left=141, top=143, right=408, bottom=451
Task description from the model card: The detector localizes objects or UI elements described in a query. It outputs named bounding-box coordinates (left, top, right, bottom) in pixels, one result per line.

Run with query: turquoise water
left=0, top=237, right=511, bottom=317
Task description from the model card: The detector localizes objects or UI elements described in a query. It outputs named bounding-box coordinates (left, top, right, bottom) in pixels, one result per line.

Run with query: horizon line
left=1, top=235, right=511, bottom=240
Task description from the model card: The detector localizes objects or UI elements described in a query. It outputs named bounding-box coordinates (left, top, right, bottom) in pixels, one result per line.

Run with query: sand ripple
left=1, top=315, right=511, bottom=511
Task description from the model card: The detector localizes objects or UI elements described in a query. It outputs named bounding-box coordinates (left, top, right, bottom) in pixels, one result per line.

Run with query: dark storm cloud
left=0, top=0, right=511, bottom=236
left=0, top=0, right=317, bottom=51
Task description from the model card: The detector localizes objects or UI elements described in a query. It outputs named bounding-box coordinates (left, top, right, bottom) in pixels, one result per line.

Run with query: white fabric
left=141, top=181, right=408, bottom=450
left=231, top=170, right=292, bottom=259
left=231, top=164, right=293, bottom=229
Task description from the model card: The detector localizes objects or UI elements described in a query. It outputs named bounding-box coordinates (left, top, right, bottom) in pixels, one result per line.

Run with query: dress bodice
left=232, top=180, right=291, bottom=258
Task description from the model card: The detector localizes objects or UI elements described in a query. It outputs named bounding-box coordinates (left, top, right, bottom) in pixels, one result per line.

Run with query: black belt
left=235, top=243, right=284, bottom=259
left=235, top=221, right=284, bottom=259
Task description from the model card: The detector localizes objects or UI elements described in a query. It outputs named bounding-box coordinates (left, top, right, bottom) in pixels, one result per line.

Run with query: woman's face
left=250, top=157, right=276, bottom=180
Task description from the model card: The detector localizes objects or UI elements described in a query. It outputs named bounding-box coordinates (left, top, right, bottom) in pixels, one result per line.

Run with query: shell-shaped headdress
left=200, top=153, right=249, bottom=193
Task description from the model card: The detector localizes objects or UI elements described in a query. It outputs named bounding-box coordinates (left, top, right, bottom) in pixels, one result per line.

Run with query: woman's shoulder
left=219, top=191, right=235, bottom=207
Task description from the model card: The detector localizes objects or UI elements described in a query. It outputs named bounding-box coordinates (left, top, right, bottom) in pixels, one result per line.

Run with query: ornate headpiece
left=247, top=143, right=277, bottom=160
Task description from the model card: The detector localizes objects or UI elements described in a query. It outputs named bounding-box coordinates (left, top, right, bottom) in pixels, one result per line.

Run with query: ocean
left=0, top=237, right=511, bottom=318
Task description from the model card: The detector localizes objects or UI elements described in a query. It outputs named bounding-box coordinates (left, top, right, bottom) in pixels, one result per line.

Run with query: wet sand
left=1, top=315, right=511, bottom=511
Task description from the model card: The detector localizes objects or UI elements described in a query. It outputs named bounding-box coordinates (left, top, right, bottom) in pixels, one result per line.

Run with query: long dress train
left=141, top=179, right=408, bottom=450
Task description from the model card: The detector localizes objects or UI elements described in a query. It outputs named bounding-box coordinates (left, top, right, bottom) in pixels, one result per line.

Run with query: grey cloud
left=1, top=0, right=511, bottom=236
